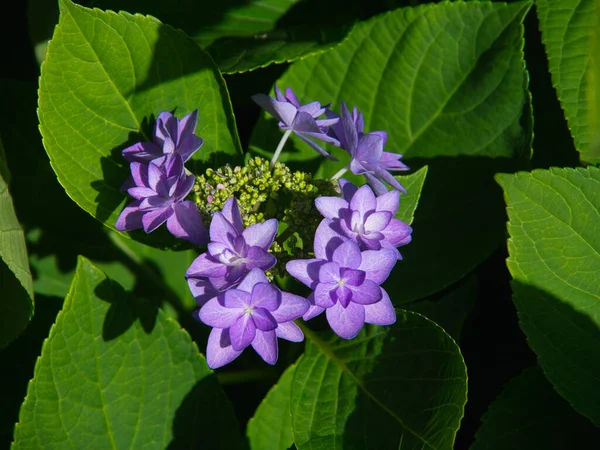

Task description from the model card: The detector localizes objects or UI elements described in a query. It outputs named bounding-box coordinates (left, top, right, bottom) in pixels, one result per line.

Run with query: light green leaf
left=536, top=0, right=598, bottom=162
left=247, top=364, right=296, bottom=450
left=251, top=1, right=532, bottom=302
left=291, top=311, right=467, bottom=450
left=0, top=137, right=34, bottom=348
left=497, top=167, right=600, bottom=426
left=208, top=26, right=351, bottom=74
left=395, top=166, right=427, bottom=226
left=402, top=273, right=477, bottom=342
left=472, top=366, right=600, bottom=449
left=587, top=0, right=600, bottom=162
left=13, top=257, right=240, bottom=449
left=39, top=0, right=242, bottom=242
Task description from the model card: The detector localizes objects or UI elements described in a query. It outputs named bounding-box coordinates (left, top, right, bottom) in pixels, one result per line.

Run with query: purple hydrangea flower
left=332, top=102, right=409, bottom=195
left=186, top=197, right=278, bottom=297
left=315, top=180, right=412, bottom=259
left=115, top=153, right=208, bottom=245
left=286, top=222, right=397, bottom=339
left=252, top=86, right=340, bottom=160
left=122, top=110, right=204, bottom=163
left=199, top=268, right=309, bottom=368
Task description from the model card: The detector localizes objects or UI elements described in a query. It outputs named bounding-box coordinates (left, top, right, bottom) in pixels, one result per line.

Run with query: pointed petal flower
left=230, top=314, right=256, bottom=351
left=364, top=211, right=392, bottom=232
left=220, top=197, right=244, bottom=234
left=315, top=196, right=349, bottom=220
left=314, top=283, right=337, bottom=308
left=222, top=289, right=252, bottom=309
left=359, top=249, right=397, bottom=284
left=187, top=277, right=220, bottom=307
left=186, top=253, right=227, bottom=279
left=303, top=296, right=325, bottom=320
left=115, top=200, right=145, bottom=231
left=250, top=283, right=281, bottom=311
left=338, top=178, right=358, bottom=202
left=285, top=259, right=325, bottom=288
left=243, top=218, right=278, bottom=249
left=238, top=268, right=269, bottom=293
left=331, top=239, right=361, bottom=269
left=376, top=189, right=400, bottom=215
left=326, top=301, right=365, bottom=339
left=347, top=280, right=382, bottom=305
left=272, top=293, right=309, bottom=322
left=142, top=206, right=173, bottom=233
left=364, top=288, right=396, bottom=325
left=246, top=246, right=277, bottom=271
left=199, top=298, right=243, bottom=328
left=251, top=330, right=278, bottom=365
left=206, top=328, right=242, bottom=369
left=167, top=201, right=208, bottom=245
left=251, top=93, right=297, bottom=126
left=252, top=309, right=278, bottom=331
left=275, top=321, right=304, bottom=342
left=350, top=184, right=377, bottom=216
left=209, top=211, right=238, bottom=245
left=313, top=219, right=346, bottom=260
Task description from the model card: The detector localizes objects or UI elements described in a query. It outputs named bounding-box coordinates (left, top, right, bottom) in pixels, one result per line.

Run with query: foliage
left=3, top=0, right=600, bottom=448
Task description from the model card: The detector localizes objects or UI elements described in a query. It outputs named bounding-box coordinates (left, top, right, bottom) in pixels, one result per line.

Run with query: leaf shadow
left=95, top=278, right=159, bottom=340
left=167, top=374, right=244, bottom=449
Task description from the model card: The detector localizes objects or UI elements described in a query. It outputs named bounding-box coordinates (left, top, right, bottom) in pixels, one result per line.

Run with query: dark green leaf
left=291, top=311, right=467, bottom=449
left=472, top=366, right=600, bottom=449
left=536, top=0, right=598, bottom=162
left=497, top=167, right=600, bottom=425
left=13, top=257, right=240, bottom=449
left=39, top=0, right=242, bottom=244
left=247, top=364, right=295, bottom=450
left=251, top=1, right=532, bottom=302
left=0, top=136, right=34, bottom=348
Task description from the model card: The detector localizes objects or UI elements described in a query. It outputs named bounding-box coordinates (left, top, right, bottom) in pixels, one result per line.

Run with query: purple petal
left=142, top=206, right=173, bottom=233
left=285, top=259, right=325, bottom=288
left=298, top=101, right=323, bottom=117
left=187, top=277, right=220, bottom=308
left=315, top=196, right=348, bottom=220
left=331, top=239, right=362, bottom=269
left=377, top=168, right=407, bottom=194
left=364, top=172, right=388, bottom=196
left=130, top=162, right=149, bottom=187
left=246, top=246, right=277, bottom=271
left=314, top=283, right=336, bottom=308
left=318, top=261, right=341, bottom=284
left=199, top=298, right=243, bottom=328
left=167, top=201, right=208, bottom=245
left=223, top=288, right=252, bottom=309
left=364, top=211, right=392, bottom=233
left=326, top=301, right=365, bottom=339
left=210, top=211, right=238, bottom=245
left=284, top=87, right=300, bottom=107
left=173, top=173, right=195, bottom=201
left=155, top=111, right=177, bottom=144
left=179, top=134, right=203, bottom=162
left=272, top=292, right=309, bottom=322
left=127, top=186, right=156, bottom=200
left=243, top=219, right=278, bottom=249
left=338, top=179, right=358, bottom=202
left=294, top=131, right=338, bottom=160
left=382, top=219, right=412, bottom=247
left=350, top=184, right=377, bottom=216
left=380, top=151, right=409, bottom=170
left=225, top=264, right=246, bottom=283
left=303, top=296, right=325, bottom=320
left=274, top=85, right=286, bottom=102
left=370, top=131, right=388, bottom=146
left=252, top=309, right=278, bottom=331
left=220, top=197, right=244, bottom=234
left=347, top=280, right=382, bottom=305
left=206, top=328, right=242, bottom=369
left=122, top=141, right=162, bottom=163
left=313, top=219, right=346, bottom=261
left=238, top=268, right=269, bottom=293
left=340, top=268, right=365, bottom=286
left=230, top=314, right=256, bottom=351
left=359, top=249, right=397, bottom=284
left=355, top=134, right=383, bottom=163
left=376, top=190, right=400, bottom=215
left=251, top=330, right=278, bottom=365
left=147, top=162, right=164, bottom=192
left=275, top=321, right=304, bottom=342
left=178, top=110, right=198, bottom=140
left=350, top=157, right=368, bottom=175
left=115, top=200, right=144, bottom=231
left=339, top=102, right=358, bottom=151
left=252, top=94, right=297, bottom=126
left=186, top=253, right=227, bottom=279
left=364, top=288, right=396, bottom=325
left=250, top=282, right=281, bottom=310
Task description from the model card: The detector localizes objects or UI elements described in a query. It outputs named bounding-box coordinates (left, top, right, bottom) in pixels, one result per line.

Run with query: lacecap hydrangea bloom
left=199, top=268, right=309, bottom=369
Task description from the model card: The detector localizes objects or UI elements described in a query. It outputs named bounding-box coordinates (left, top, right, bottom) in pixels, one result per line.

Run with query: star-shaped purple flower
left=115, top=153, right=208, bottom=245
left=332, top=102, right=409, bottom=195
left=186, top=197, right=278, bottom=296
left=315, top=180, right=412, bottom=259
left=122, top=110, right=204, bottom=163
left=286, top=223, right=397, bottom=339
left=252, top=86, right=340, bottom=160
left=199, top=268, right=309, bottom=368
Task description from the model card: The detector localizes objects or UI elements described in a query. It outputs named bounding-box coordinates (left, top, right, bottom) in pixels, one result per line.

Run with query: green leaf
left=472, top=366, right=600, bottom=450
left=587, top=0, right=600, bottom=162
left=291, top=311, right=467, bottom=449
left=0, top=137, right=34, bottom=348
left=497, top=167, right=600, bottom=426
left=251, top=1, right=532, bottom=302
left=536, top=0, right=598, bottom=162
left=208, top=25, right=352, bottom=74
left=247, top=364, right=296, bottom=450
left=39, top=0, right=242, bottom=243
left=402, top=273, right=477, bottom=342
left=13, top=257, right=240, bottom=449
left=395, top=166, right=428, bottom=226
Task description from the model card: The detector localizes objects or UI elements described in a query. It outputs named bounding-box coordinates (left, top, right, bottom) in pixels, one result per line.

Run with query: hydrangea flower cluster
left=116, top=89, right=413, bottom=368
left=116, top=111, right=208, bottom=245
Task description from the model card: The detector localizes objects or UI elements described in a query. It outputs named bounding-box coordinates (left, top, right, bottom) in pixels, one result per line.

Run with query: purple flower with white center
left=315, top=180, right=411, bottom=259
left=251, top=86, right=340, bottom=164
left=199, top=268, right=309, bottom=369
left=331, top=102, right=409, bottom=195
left=186, top=197, right=278, bottom=295
left=115, top=153, right=208, bottom=245
left=122, top=110, right=204, bottom=163
left=286, top=223, right=397, bottom=339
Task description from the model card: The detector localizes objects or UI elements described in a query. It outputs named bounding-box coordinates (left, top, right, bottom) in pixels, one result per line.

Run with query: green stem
left=270, top=128, right=293, bottom=170
left=331, top=165, right=349, bottom=181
